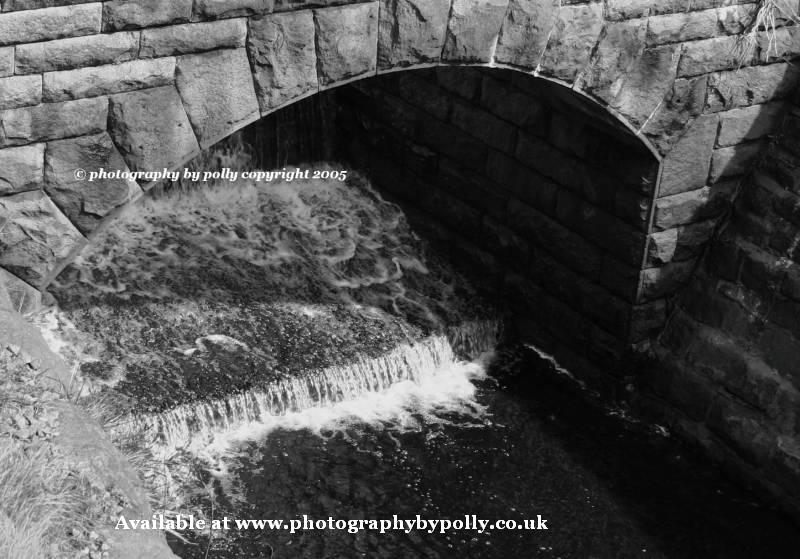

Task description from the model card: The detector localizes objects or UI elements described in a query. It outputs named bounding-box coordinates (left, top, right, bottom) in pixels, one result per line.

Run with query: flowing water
left=41, top=165, right=800, bottom=559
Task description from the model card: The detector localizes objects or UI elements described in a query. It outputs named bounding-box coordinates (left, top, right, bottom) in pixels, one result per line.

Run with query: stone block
left=0, top=97, right=107, bottom=148
left=377, top=0, right=450, bottom=68
left=710, top=141, right=763, bottom=181
left=606, top=0, right=719, bottom=21
left=436, top=66, right=481, bottom=100
left=658, top=113, right=719, bottom=197
left=437, top=158, right=507, bottom=218
left=640, top=258, right=698, bottom=300
left=759, top=24, right=800, bottom=63
left=44, top=132, right=141, bottom=234
left=581, top=283, right=632, bottom=339
left=193, top=0, right=272, bottom=19
left=706, top=394, right=775, bottom=466
left=538, top=1, right=603, bottom=82
left=654, top=180, right=738, bottom=230
left=646, top=218, right=718, bottom=266
left=758, top=323, right=800, bottom=389
left=480, top=75, right=544, bottom=128
left=0, top=47, right=13, bottom=77
left=0, top=190, right=85, bottom=286
left=717, top=103, right=786, bottom=147
left=15, top=31, right=139, bottom=74
left=646, top=9, right=719, bottom=46
left=0, top=3, right=101, bottom=46
left=103, top=0, right=193, bottom=31
left=314, top=3, right=378, bottom=85
left=482, top=215, right=531, bottom=265
left=578, top=19, right=647, bottom=103
left=677, top=35, right=749, bottom=77
left=717, top=4, right=757, bottom=35
left=0, top=144, right=44, bottom=195
left=640, top=74, right=708, bottom=154
left=394, top=74, right=450, bottom=120
left=441, top=0, right=508, bottom=63
left=418, top=117, right=487, bottom=170
left=450, top=101, right=516, bottom=152
left=706, top=63, right=800, bottom=113
left=418, top=186, right=484, bottom=242
left=515, top=133, right=592, bottom=194
left=739, top=241, right=788, bottom=293
left=783, top=265, right=800, bottom=301
left=494, top=0, right=559, bottom=69
left=606, top=44, right=680, bottom=129
left=508, top=198, right=604, bottom=278
left=0, top=75, right=41, bottom=110
left=2, top=0, right=98, bottom=9
left=139, top=18, right=247, bottom=58
left=108, top=86, right=200, bottom=172
left=486, top=151, right=557, bottom=214
left=580, top=203, right=647, bottom=266
left=0, top=267, right=41, bottom=315
left=248, top=11, right=318, bottom=112
left=614, top=186, right=651, bottom=229
left=43, top=58, right=176, bottom=102
left=597, top=254, right=641, bottom=303
left=175, top=48, right=260, bottom=148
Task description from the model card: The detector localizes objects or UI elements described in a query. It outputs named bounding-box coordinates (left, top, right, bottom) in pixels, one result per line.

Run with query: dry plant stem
left=736, top=0, right=800, bottom=64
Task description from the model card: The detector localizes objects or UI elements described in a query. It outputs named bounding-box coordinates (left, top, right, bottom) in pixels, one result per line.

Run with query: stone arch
left=0, top=0, right=793, bottom=319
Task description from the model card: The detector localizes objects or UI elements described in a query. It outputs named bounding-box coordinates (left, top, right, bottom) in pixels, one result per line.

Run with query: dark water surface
left=40, top=166, right=800, bottom=559
left=168, top=351, right=800, bottom=559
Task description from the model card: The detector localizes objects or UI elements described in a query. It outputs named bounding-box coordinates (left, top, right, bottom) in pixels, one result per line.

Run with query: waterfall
left=113, top=320, right=499, bottom=450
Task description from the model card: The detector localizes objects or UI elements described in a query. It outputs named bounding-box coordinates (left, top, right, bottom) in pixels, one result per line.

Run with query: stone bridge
left=1, top=0, right=800, bottom=517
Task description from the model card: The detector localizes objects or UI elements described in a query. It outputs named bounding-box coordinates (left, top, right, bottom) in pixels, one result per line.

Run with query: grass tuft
left=0, top=442, right=79, bottom=559
left=735, top=0, right=800, bottom=65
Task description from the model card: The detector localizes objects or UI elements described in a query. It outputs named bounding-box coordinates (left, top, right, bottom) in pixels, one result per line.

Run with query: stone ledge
left=314, top=2, right=378, bottom=85
left=102, top=0, right=193, bottom=31
left=377, top=0, right=449, bottom=68
left=192, top=0, right=272, bottom=20
left=0, top=74, right=42, bottom=109
left=640, top=258, right=698, bottom=300
left=0, top=143, right=44, bottom=194
left=0, top=267, right=40, bottom=314
left=0, top=46, right=13, bottom=76
left=175, top=48, right=260, bottom=148
left=14, top=31, right=139, bottom=74
left=717, top=102, right=786, bottom=148
left=494, top=0, right=558, bottom=70
left=107, top=85, right=200, bottom=172
left=43, top=57, right=176, bottom=102
left=442, top=0, right=508, bottom=64
left=0, top=2, right=101, bottom=46
left=44, top=132, right=142, bottom=234
left=653, top=180, right=738, bottom=230
left=139, top=18, right=247, bottom=58
left=705, top=63, right=800, bottom=113
left=646, top=9, right=720, bottom=46
left=538, top=1, right=604, bottom=82
left=1, top=0, right=97, bottom=11
left=0, top=97, right=108, bottom=147
left=247, top=11, right=319, bottom=113
left=0, top=190, right=86, bottom=286
left=710, top=141, right=764, bottom=181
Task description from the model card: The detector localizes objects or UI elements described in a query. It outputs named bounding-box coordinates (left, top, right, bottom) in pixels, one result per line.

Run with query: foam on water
left=113, top=321, right=498, bottom=454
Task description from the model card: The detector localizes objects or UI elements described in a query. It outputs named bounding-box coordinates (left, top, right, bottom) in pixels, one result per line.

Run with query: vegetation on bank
left=0, top=349, right=119, bottom=558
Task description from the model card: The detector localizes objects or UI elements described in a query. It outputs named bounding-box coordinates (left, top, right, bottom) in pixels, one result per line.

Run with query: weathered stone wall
left=332, top=67, right=660, bottom=386
left=646, top=99, right=800, bottom=516
left=0, top=0, right=798, bottom=520
left=1, top=0, right=797, bottom=311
